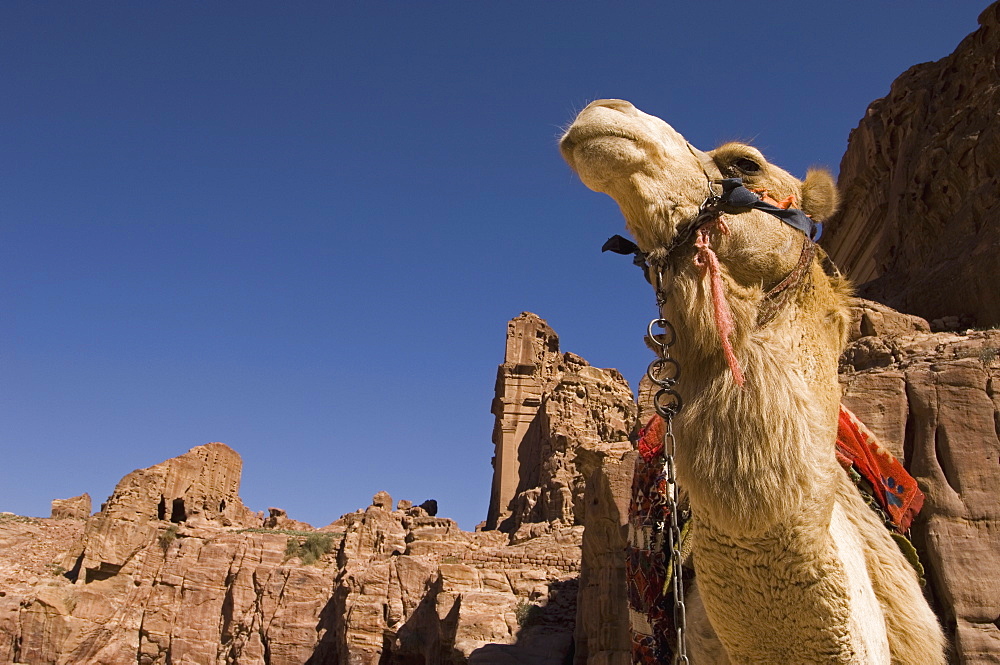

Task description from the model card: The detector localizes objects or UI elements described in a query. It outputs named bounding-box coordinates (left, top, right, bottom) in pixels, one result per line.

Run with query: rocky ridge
left=487, top=313, right=636, bottom=536
left=0, top=314, right=616, bottom=665
left=823, top=2, right=1000, bottom=328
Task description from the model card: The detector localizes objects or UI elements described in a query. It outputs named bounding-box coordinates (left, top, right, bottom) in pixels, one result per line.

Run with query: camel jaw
left=560, top=99, right=717, bottom=252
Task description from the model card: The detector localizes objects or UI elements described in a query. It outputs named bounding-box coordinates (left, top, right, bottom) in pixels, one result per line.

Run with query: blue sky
left=1, top=1, right=990, bottom=530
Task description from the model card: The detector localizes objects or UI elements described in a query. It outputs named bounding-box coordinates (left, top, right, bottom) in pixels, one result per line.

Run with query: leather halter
left=602, top=177, right=835, bottom=328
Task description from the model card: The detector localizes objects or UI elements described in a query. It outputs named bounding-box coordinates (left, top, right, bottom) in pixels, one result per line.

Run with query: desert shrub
left=0, top=513, right=38, bottom=524
left=285, top=533, right=335, bottom=565
left=158, top=525, right=179, bottom=549
left=515, top=600, right=543, bottom=628
left=979, top=346, right=998, bottom=366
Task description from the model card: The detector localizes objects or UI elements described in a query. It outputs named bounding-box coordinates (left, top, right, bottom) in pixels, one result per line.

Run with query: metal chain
left=645, top=316, right=688, bottom=664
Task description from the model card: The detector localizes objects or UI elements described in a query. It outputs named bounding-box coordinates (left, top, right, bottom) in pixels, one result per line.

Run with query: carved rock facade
left=823, top=2, right=1000, bottom=328
left=487, top=313, right=636, bottom=536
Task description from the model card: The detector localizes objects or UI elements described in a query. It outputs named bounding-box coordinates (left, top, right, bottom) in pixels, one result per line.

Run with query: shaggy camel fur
left=559, top=99, right=944, bottom=664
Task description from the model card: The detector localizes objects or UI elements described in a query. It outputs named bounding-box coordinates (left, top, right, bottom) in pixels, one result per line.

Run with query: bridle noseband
left=602, top=176, right=822, bottom=278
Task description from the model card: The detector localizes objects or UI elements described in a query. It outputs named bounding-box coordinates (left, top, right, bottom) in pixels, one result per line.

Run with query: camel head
left=559, top=99, right=839, bottom=285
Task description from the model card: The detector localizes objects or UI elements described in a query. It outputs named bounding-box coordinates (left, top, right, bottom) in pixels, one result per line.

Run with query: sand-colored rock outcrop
left=76, top=442, right=259, bottom=584
left=823, top=2, right=1000, bottom=328
left=0, top=442, right=585, bottom=665
left=487, top=313, right=636, bottom=535
left=51, top=494, right=91, bottom=521
left=319, top=492, right=582, bottom=665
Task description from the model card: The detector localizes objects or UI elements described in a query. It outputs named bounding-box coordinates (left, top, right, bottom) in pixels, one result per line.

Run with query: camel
left=559, top=99, right=944, bottom=664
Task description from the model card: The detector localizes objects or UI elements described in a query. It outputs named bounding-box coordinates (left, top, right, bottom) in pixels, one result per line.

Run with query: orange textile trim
left=836, top=406, right=924, bottom=532
left=749, top=188, right=796, bottom=210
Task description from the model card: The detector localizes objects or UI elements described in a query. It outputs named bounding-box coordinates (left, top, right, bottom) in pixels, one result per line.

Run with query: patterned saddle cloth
left=626, top=405, right=924, bottom=664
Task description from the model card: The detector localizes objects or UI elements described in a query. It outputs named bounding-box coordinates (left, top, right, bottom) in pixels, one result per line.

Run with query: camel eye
left=734, top=157, right=761, bottom=174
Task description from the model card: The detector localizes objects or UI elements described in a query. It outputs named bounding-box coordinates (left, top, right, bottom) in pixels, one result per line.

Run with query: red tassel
left=694, top=223, right=745, bottom=387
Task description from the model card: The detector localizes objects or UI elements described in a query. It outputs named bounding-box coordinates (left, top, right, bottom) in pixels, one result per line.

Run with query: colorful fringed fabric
left=835, top=405, right=924, bottom=532
left=626, top=418, right=683, bottom=663
left=626, top=408, right=924, bottom=664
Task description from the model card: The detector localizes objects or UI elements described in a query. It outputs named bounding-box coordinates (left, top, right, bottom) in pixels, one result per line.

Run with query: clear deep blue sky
left=2, top=2, right=990, bottom=529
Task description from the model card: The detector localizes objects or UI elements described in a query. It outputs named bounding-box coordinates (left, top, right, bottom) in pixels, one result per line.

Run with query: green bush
left=979, top=346, right=998, bottom=366
left=515, top=600, right=543, bottom=628
left=285, top=533, right=335, bottom=565
left=158, top=525, right=179, bottom=549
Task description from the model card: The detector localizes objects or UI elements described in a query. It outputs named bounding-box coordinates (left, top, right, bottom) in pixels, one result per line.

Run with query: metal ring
left=646, top=318, right=675, bottom=348
left=646, top=357, right=680, bottom=387
left=653, top=388, right=683, bottom=419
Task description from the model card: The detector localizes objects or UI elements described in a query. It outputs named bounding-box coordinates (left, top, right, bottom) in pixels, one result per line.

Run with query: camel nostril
left=585, top=99, right=636, bottom=114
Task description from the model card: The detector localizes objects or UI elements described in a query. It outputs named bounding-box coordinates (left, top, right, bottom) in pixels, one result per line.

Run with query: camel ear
left=800, top=168, right=839, bottom=221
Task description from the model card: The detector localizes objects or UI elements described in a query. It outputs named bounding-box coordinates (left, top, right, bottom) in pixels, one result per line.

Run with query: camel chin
left=563, top=135, right=646, bottom=193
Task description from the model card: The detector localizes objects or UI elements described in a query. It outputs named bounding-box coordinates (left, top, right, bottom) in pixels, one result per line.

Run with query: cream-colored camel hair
left=560, top=99, right=944, bottom=664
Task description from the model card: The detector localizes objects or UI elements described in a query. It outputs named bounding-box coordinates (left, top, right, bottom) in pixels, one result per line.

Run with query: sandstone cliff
left=823, top=2, right=1000, bottom=328
left=839, top=313, right=1000, bottom=662
left=0, top=443, right=583, bottom=664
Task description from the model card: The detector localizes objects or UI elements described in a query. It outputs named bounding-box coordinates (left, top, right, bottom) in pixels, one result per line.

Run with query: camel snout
left=582, top=98, right=638, bottom=114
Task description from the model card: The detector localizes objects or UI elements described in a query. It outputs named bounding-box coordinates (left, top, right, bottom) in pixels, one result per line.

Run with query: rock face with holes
left=487, top=313, right=636, bottom=536
left=76, top=442, right=259, bottom=584
left=0, top=441, right=586, bottom=665
left=823, top=2, right=1000, bottom=328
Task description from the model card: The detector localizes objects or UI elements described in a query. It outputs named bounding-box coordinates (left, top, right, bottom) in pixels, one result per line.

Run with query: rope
left=693, top=220, right=745, bottom=387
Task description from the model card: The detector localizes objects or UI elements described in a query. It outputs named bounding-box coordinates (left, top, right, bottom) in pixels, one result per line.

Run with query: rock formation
left=487, top=313, right=636, bottom=536
left=75, top=442, right=259, bottom=585
left=263, top=507, right=315, bottom=532
left=51, top=494, right=91, bottom=521
left=572, top=450, right=634, bottom=665
left=0, top=431, right=585, bottom=664
left=839, top=318, right=1000, bottom=662
left=823, top=2, right=1000, bottom=328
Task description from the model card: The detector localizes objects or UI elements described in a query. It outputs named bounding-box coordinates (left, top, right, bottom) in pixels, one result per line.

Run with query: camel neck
left=662, top=262, right=845, bottom=535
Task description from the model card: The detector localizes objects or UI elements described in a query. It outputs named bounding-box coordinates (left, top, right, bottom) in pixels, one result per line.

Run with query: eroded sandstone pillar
left=486, top=313, right=562, bottom=530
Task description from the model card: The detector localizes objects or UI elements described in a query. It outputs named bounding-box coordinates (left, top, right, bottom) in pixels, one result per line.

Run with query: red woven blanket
left=835, top=405, right=923, bottom=533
